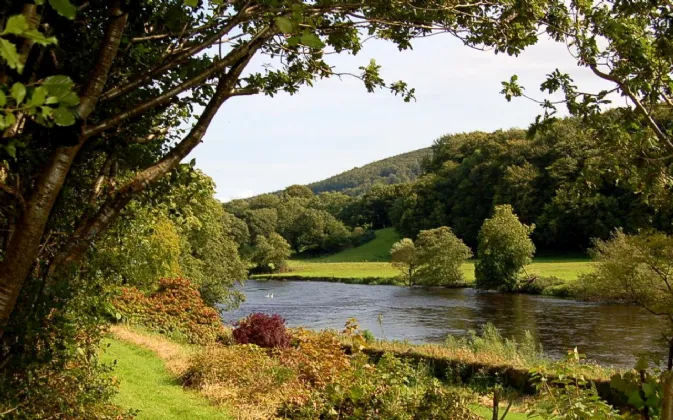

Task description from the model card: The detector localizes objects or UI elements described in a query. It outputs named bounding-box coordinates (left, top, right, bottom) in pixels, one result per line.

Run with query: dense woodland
left=307, top=148, right=430, bottom=196
left=237, top=111, right=673, bottom=255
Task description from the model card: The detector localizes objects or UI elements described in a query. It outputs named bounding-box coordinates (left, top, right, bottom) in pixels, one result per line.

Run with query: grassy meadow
left=260, top=228, right=595, bottom=285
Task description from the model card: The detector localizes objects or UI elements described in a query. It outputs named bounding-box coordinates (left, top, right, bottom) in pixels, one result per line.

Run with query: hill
left=308, top=148, right=431, bottom=196
left=310, top=227, right=401, bottom=262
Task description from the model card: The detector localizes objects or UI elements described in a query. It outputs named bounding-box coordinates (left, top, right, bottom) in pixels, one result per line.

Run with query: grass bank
left=256, top=258, right=595, bottom=289
left=106, top=325, right=580, bottom=419
left=254, top=229, right=595, bottom=296
left=101, top=328, right=232, bottom=419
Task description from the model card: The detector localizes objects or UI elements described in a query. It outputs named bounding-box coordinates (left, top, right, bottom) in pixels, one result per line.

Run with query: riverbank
left=253, top=258, right=595, bottom=297
left=104, top=324, right=619, bottom=419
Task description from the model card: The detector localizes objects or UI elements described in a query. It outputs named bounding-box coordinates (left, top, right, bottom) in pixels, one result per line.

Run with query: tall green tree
left=251, top=232, right=292, bottom=274
left=475, top=205, right=535, bottom=291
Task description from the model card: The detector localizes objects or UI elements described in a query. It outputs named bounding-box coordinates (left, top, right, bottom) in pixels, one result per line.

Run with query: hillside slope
left=311, top=228, right=401, bottom=262
left=308, top=148, right=431, bottom=196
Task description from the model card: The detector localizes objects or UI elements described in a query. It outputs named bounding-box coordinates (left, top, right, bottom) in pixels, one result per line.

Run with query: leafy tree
left=243, top=207, right=279, bottom=241
left=475, top=205, right=535, bottom=291
left=248, top=194, right=281, bottom=210
left=390, top=238, right=419, bottom=286
left=391, top=227, right=471, bottom=286
left=581, top=229, right=673, bottom=369
left=414, top=227, right=472, bottom=286
left=288, top=207, right=350, bottom=253
left=251, top=233, right=292, bottom=274
left=282, top=184, right=315, bottom=200
left=501, top=0, right=673, bottom=207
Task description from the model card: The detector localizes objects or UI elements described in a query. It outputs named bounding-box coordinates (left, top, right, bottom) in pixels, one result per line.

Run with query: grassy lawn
left=281, top=257, right=594, bottom=282
left=313, top=227, right=400, bottom=262
left=101, top=338, right=231, bottom=420
left=267, top=229, right=595, bottom=283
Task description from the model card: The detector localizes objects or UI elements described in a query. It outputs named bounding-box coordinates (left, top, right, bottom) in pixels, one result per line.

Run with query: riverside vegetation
left=105, top=276, right=643, bottom=420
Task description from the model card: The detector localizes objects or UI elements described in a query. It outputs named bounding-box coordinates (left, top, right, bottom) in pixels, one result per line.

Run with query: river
left=221, top=279, right=662, bottom=367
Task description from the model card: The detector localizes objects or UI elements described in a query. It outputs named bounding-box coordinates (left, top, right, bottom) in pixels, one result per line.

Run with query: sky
left=190, top=33, right=619, bottom=201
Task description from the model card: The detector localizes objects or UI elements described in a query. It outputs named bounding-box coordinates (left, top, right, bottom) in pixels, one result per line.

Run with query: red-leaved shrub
left=113, top=277, right=227, bottom=345
left=233, top=313, right=290, bottom=348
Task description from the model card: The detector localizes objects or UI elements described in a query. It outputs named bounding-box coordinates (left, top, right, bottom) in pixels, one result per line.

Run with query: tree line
left=317, top=112, right=673, bottom=252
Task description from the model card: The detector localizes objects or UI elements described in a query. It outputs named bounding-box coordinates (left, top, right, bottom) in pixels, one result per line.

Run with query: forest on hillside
left=307, top=148, right=431, bottom=196
left=230, top=110, right=673, bottom=256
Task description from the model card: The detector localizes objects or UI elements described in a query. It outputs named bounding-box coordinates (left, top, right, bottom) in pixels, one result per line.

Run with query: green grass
left=471, top=404, right=530, bottom=419
left=281, top=257, right=594, bottom=282
left=101, top=338, right=231, bottom=420
left=313, top=227, right=401, bottom=262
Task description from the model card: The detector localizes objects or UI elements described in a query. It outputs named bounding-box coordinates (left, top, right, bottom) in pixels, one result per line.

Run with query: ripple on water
left=220, top=280, right=663, bottom=366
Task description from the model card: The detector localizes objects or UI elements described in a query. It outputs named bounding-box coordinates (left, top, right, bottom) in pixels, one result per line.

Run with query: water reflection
left=220, top=280, right=662, bottom=366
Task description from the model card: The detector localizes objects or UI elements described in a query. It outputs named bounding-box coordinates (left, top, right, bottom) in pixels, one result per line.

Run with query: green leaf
left=0, top=91, right=6, bottom=107
left=34, top=0, right=45, bottom=4
left=43, top=75, right=75, bottom=98
left=300, top=32, right=324, bottom=49
left=59, top=91, right=79, bottom=106
left=4, top=112, right=16, bottom=128
left=53, top=106, right=75, bottom=126
left=3, top=15, right=29, bottom=36
left=0, top=39, right=22, bottom=73
left=184, top=0, right=198, bottom=7
left=30, top=86, right=48, bottom=106
left=11, top=82, right=26, bottom=104
left=44, top=96, right=59, bottom=105
left=275, top=17, right=294, bottom=34
left=48, top=0, right=77, bottom=19
left=5, top=142, right=16, bottom=158
left=21, top=29, right=58, bottom=46
left=287, top=36, right=300, bottom=47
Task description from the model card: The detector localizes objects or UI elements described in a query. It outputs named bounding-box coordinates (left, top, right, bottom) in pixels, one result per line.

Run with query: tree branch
left=83, top=27, right=273, bottom=139
left=100, top=8, right=251, bottom=103
left=51, top=51, right=258, bottom=271
left=589, top=64, right=673, bottom=152
left=76, top=0, right=128, bottom=119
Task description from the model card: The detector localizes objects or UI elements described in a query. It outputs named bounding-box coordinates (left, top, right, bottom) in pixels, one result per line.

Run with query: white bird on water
left=265, top=293, right=274, bottom=299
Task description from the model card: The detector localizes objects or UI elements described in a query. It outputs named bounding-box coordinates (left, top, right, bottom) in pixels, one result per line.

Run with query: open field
left=266, top=229, right=596, bottom=284
left=272, top=257, right=595, bottom=283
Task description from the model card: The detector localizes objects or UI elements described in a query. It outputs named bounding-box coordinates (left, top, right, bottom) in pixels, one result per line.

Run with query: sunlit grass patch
left=101, top=336, right=232, bottom=420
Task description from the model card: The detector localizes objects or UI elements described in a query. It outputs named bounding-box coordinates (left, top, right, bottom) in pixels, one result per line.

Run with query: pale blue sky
left=191, top=34, right=617, bottom=201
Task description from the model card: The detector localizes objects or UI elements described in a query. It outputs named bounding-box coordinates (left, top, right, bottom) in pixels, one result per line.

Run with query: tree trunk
left=0, top=144, right=81, bottom=334
left=0, top=2, right=128, bottom=337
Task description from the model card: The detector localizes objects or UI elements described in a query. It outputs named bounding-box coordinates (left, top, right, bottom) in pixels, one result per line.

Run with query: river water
left=221, top=280, right=662, bottom=367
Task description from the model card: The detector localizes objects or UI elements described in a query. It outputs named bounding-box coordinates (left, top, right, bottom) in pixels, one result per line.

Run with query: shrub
left=113, top=277, right=227, bottom=345
left=233, top=313, right=291, bottom=349
left=282, top=353, right=481, bottom=419
left=475, top=205, right=535, bottom=291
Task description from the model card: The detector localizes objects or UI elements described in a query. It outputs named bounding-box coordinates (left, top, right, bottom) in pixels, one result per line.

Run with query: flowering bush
left=233, top=313, right=291, bottom=349
left=113, top=277, right=227, bottom=345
